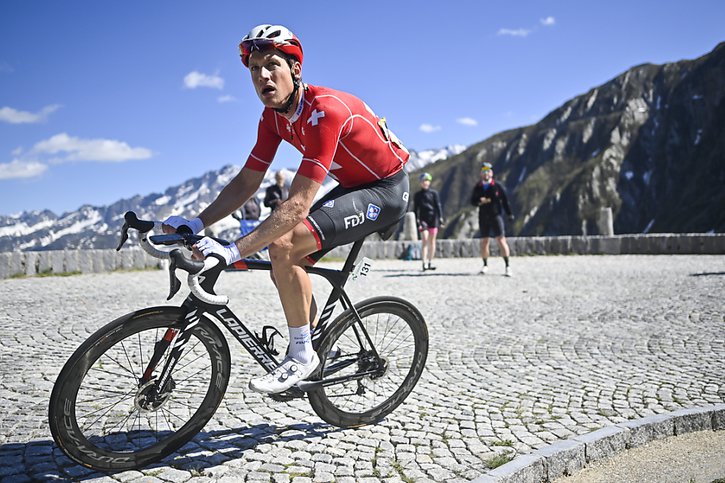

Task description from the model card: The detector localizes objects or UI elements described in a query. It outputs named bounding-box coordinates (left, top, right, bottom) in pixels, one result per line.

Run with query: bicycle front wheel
left=308, top=297, right=428, bottom=428
left=48, top=307, right=231, bottom=471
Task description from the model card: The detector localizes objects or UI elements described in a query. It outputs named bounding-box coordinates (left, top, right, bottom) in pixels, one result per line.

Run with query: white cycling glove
left=195, top=237, right=241, bottom=265
left=163, top=215, right=204, bottom=234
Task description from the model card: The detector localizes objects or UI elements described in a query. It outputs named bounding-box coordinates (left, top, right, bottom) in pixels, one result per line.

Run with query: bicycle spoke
left=119, top=339, right=140, bottom=381
left=78, top=388, right=136, bottom=431
left=98, top=352, right=137, bottom=379
left=137, top=332, right=145, bottom=375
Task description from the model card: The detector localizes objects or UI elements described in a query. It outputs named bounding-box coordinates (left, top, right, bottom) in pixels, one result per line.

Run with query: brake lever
left=117, top=211, right=156, bottom=251
left=166, top=249, right=206, bottom=301
left=116, top=221, right=130, bottom=251
left=166, top=250, right=183, bottom=300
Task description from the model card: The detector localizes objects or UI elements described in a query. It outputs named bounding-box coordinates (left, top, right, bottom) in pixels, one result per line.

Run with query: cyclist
left=163, top=24, right=410, bottom=394
left=470, top=162, right=514, bottom=276
left=413, top=172, right=443, bottom=271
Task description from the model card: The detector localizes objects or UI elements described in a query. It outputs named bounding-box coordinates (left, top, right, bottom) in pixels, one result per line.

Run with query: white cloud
left=497, top=28, right=531, bottom=38
left=217, top=95, right=237, bottom=103
left=0, top=61, right=13, bottom=73
left=419, top=124, right=442, bottom=133
left=541, top=16, right=556, bottom=26
left=0, top=104, right=61, bottom=124
left=184, top=71, right=224, bottom=90
left=457, top=117, right=478, bottom=126
left=32, top=133, right=153, bottom=162
left=0, top=159, right=48, bottom=180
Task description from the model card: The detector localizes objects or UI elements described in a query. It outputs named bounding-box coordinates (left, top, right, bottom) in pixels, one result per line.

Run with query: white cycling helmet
left=239, top=24, right=304, bottom=67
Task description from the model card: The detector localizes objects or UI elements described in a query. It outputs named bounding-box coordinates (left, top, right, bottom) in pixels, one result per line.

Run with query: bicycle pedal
left=267, top=387, right=306, bottom=402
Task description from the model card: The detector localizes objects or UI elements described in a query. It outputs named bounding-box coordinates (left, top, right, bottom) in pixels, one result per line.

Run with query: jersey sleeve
left=244, top=111, right=282, bottom=173
left=434, top=190, right=444, bottom=221
left=296, top=99, right=348, bottom=183
left=470, top=184, right=480, bottom=206
left=500, top=186, right=513, bottom=217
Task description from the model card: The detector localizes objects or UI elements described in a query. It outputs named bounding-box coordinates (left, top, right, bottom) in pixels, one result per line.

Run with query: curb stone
left=470, top=404, right=725, bottom=482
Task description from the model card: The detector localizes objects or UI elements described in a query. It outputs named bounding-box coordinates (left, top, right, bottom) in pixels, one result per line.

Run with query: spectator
left=413, top=172, right=444, bottom=271
left=264, top=170, right=289, bottom=211
left=471, top=162, right=514, bottom=276
left=233, top=196, right=261, bottom=221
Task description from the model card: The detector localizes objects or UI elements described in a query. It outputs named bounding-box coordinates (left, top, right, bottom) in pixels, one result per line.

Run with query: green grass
left=390, top=459, right=414, bottom=483
left=491, top=439, right=514, bottom=447
left=287, top=471, right=313, bottom=478
left=371, top=444, right=382, bottom=477
left=486, top=452, right=515, bottom=469
left=36, top=270, right=82, bottom=278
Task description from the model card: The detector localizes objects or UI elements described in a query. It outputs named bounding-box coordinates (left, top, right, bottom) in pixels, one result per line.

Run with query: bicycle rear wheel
left=308, top=297, right=428, bottom=427
left=48, top=307, right=230, bottom=471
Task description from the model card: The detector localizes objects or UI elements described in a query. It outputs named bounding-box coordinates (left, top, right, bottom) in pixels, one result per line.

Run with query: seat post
left=341, top=238, right=365, bottom=275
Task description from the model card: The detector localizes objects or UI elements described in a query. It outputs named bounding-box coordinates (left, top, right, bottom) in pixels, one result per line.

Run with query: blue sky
left=1, top=0, right=723, bottom=216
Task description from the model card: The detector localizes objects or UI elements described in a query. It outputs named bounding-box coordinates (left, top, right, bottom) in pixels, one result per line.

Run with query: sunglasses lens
left=240, top=38, right=275, bottom=56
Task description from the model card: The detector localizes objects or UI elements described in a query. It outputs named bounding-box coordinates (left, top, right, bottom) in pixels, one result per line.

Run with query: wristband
left=225, top=243, right=242, bottom=264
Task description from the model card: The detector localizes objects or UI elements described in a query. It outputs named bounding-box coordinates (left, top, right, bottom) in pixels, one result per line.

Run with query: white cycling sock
left=288, top=325, right=315, bottom=365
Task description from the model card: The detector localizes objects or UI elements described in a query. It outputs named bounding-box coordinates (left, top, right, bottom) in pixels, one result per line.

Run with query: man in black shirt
left=264, top=170, right=289, bottom=211
left=413, top=172, right=444, bottom=271
left=470, top=163, right=513, bottom=276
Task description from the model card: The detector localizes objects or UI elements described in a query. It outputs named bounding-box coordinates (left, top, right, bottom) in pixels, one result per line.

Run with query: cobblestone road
left=1, top=255, right=723, bottom=482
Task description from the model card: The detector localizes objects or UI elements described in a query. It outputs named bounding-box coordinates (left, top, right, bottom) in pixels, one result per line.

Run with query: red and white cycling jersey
left=244, top=84, right=409, bottom=188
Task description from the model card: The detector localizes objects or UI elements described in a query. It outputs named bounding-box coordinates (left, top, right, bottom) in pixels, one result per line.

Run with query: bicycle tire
left=308, top=297, right=428, bottom=428
left=48, top=307, right=230, bottom=471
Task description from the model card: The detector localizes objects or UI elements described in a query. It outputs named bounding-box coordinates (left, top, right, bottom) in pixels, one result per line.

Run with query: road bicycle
left=48, top=212, right=428, bottom=471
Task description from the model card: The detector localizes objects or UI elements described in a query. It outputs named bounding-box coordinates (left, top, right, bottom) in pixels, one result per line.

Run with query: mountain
left=0, top=146, right=461, bottom=252
left=421, top=42, right=725, bottom=237
left=406, top=145, right=467, bottom=171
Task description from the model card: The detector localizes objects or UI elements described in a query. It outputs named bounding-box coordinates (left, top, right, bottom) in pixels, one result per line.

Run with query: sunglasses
left=239, top=38, right=277, bottom=58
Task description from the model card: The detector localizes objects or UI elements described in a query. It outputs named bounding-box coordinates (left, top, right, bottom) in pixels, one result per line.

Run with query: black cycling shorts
left=304, top=169, right=410, bottom=263
left=479, top=214, right=505, bottom=238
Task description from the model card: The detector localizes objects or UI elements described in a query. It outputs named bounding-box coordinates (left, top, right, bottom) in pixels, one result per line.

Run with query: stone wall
left=0, top=248, right=165, bottom=280
left=0, top=233, right=723, bottom=279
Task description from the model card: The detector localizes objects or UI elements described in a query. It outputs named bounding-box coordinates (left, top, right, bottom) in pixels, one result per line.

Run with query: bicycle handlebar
left=117, top=211, right=230, bottom=305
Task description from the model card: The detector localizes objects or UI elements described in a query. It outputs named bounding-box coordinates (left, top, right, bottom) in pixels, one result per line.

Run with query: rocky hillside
left=420, top=42, right=725, bottom=237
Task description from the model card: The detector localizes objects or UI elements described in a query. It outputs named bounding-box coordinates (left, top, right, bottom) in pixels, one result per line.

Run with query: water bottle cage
left=255, top=325, right=283, bottom=356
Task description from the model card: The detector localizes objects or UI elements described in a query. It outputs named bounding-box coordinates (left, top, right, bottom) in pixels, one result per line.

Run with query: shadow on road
left=1, top=421, right=338, bottom=480
left=689, top=272, right=725, bottom=277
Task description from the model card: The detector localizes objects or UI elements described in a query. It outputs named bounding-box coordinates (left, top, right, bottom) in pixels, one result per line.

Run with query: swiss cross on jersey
left=308, top=109, right=325, bottom=126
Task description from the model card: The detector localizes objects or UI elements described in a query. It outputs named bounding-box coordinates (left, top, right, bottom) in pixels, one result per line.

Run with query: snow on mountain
left=405, top=145, right=467, bottom=172
left=0, top=144, right=463, bottom=252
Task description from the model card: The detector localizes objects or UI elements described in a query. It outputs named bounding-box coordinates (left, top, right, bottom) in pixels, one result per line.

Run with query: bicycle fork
left=138, top=310, right=200, bottom=406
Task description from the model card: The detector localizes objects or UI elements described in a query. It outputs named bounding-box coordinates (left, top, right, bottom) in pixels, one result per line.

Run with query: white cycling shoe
left=249, top=352, right=320, bottom=394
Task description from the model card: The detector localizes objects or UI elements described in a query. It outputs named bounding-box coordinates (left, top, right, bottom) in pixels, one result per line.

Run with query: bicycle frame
left=140, top=235, right=381, bottom=398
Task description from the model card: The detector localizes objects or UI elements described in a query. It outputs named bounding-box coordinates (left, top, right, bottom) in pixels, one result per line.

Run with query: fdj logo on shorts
left=366, top=204, right=381, bottom=221
left=344, top=212, right=365, bottom=229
